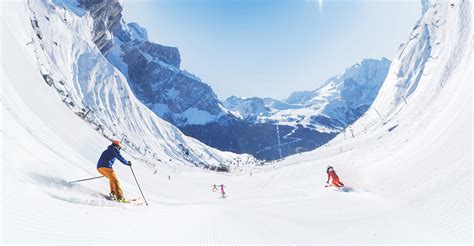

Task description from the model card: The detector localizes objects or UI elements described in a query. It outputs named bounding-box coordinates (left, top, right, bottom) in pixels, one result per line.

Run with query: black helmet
left=326, top=165, right=333, bottom=172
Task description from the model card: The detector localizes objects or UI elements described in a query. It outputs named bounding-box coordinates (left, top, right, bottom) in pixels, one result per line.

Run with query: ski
left=103, top=194, right=146, bottom=206
left=325, top=184, right=351, bottom=192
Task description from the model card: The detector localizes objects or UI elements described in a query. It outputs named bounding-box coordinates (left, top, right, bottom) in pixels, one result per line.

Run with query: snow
left=106, top=37, right=129, bottom=81
left=178, top=107, right=216, bottom=125
left=165, top=88, right=180, bottom=99
left=224, top=58, right=390, bottom=132
left=1, top=0, right=472, bottom=244
left=223, top=96, right=269, bottom=120
left=267, top=58, right=391, bottom=130
left=150, top=103, right=170, bottom=117
left=127, top=22, right=148, bottom=41
left=52, top=0, right=86, bottom=17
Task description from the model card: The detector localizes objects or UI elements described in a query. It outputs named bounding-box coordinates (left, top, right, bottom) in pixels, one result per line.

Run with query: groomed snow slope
left=1, top=0, right=472, bottom=244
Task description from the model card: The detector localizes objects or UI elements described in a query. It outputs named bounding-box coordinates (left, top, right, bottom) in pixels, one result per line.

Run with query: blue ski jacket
left=97, top=144, right=129, bottom=168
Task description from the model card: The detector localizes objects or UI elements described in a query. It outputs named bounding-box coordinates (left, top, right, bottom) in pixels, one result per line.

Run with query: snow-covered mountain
left=5, top=0, right=257, bottom=169
left=223, top=96, right=271, bottom=121
left=285, top=58, right=391, bottom=126
left=72, top=0, right=385, bottom=160
left=186, top=58, right=390, bottom=160
left=77, top=0, right=235, bottom=126
left=339, top=0, right=473, bottom=138
left=224, top=58, right=391, bottom=132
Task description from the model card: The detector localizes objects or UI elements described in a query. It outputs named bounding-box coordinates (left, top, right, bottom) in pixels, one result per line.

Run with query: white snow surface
left=1, top=0, right=472, bottom=244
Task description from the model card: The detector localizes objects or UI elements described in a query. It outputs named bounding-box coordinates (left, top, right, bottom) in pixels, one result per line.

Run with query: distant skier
left=220, top=184, right=226, bottom=198
left=326, top=165, right=344, bottom=188
left=97, top=140, right=131, bottom=202
left=212, top=184, right=218, bottom=192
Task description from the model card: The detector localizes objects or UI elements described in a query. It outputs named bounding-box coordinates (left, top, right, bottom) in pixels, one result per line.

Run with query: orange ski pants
left=97, top=167, right=123, bottom=198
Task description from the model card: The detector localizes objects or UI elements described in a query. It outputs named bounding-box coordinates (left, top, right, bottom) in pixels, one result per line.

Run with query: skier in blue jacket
left=97, top=140, right=131, bottom=202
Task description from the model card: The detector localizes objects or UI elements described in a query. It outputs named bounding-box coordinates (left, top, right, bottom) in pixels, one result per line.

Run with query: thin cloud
left=305, top=0, right=324, bottom=13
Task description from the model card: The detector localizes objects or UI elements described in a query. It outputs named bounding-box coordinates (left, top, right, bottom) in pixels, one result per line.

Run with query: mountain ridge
left=224, top=57, right=391, bottom=132
left=77, top=0, right=391, bottom=160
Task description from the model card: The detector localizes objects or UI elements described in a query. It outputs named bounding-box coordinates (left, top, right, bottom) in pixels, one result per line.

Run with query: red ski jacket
left=327, top=170, right=339, bottom=182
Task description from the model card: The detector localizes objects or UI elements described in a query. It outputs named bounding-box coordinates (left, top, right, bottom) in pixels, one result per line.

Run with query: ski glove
left=127, top=161, right=132, bottom=166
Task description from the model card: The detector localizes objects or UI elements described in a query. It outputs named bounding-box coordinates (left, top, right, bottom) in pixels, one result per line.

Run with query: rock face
left=114, top=23, right=181, bottom=67
left=110, top=21, right=234, bottom=126
left=79, top=1, right=232, bottom=126
left=78, top=0, right=123, bottom=56
left=79, top=1, right=390, bottom=160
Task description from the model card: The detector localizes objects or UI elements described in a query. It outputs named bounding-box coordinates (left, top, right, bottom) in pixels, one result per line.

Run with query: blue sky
left=122, top=0, right=420, bottom=100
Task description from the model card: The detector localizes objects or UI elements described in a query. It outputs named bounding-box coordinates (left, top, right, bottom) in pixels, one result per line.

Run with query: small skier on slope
left=326, top=165, right=344, bottom=188
left=212, top=184, right=218, bottom=192
left=97, top=140, right=131, bottom=202
left=220, top=184, right=226, bottom=198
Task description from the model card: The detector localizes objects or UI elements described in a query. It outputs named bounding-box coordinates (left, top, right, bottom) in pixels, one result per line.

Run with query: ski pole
left=129, top=166, right=149, bottom=206
left=68, top=176, right=104, bottom=183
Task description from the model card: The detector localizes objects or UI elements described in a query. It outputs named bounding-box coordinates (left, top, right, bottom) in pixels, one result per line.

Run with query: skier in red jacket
left=326, top=166, right=344, bottom=187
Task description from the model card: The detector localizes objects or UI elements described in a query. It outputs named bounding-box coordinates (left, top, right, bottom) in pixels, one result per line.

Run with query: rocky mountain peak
left=78, top=0, right=123, bottom=55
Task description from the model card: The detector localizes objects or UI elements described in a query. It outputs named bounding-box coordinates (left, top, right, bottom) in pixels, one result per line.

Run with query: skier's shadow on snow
left=28, top=173, right=113, bottom=206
